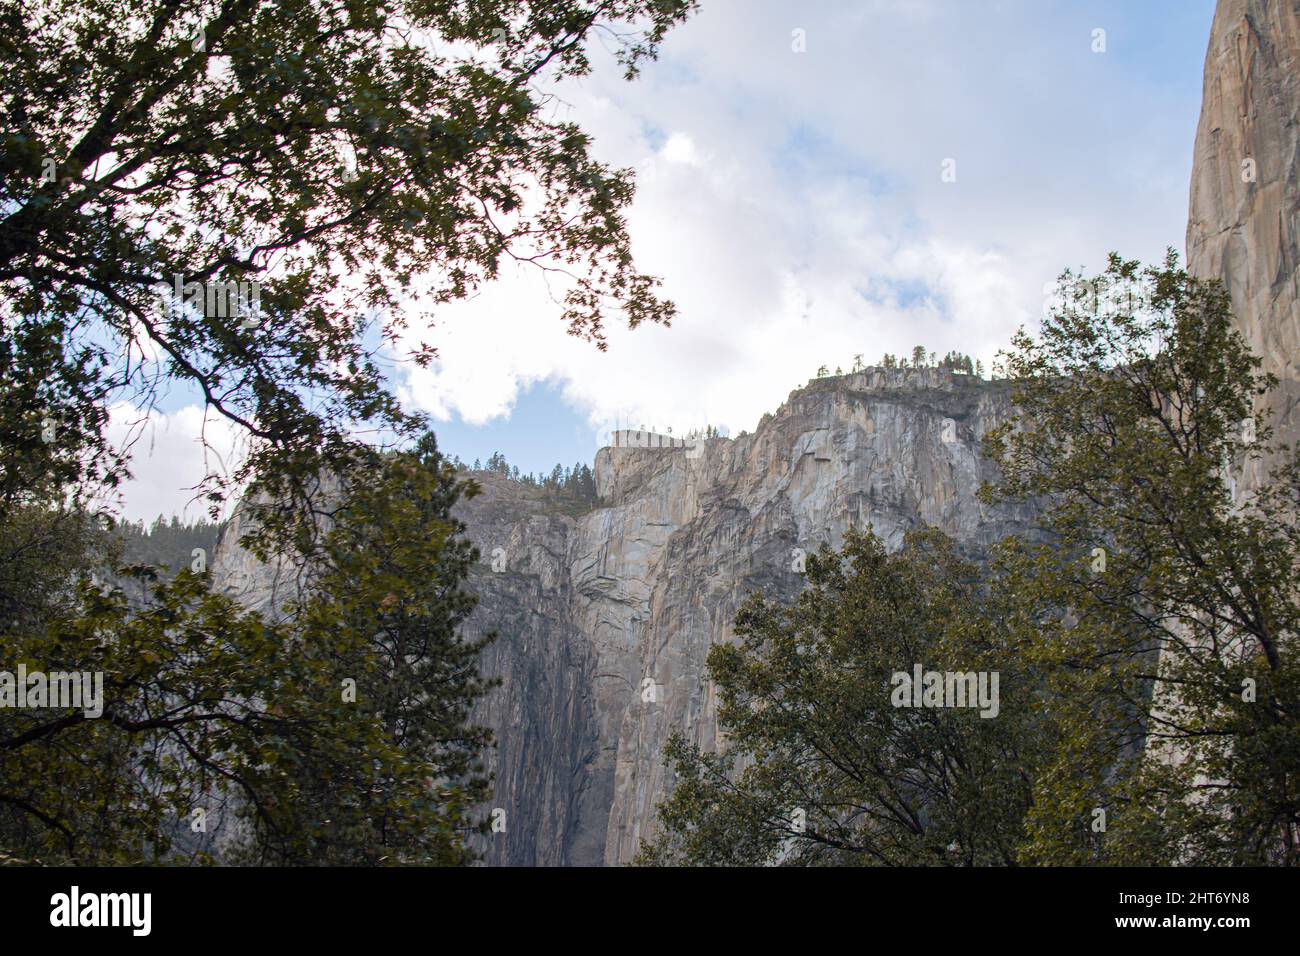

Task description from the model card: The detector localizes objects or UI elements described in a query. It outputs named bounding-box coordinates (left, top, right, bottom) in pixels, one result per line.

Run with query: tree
left=639, top=528, right=1053, bottom=866
left=578, top=463, right=595, bottom=499
left=0, top=432, right=495, bottom=864
left=116, top=514, right=220, bottom=559
left=983, top=251, right=1300, bottom=864
left=852, top=353, right=864, bottom=373
left=236, top=433, right=495, bottom=864
left=912, top=345, right=927, bottom=368
left=1, top=0, right=694, bottom=519
left=0, top=3, right=695, bottom=862
left=641, top=252, right=1300, bottom=868
left=937, top=350, right=974, bottom=374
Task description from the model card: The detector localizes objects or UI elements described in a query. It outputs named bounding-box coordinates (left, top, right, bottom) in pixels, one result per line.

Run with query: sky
left=111, top=0, right=1219, bottom=522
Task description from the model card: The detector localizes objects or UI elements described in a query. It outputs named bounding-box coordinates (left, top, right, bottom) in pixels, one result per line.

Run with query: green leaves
left=643, top=528, right=1049, bottom=867
left=1, top=0, right=692, bottom=519
left=988, top=253, right=1299, bottom=865
left=0, top=432, right=494, bottom=865
left=647, top=254, right=1299, bottom=867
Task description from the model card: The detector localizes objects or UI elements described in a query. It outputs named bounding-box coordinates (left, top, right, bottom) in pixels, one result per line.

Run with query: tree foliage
left=1, top=0, right=692, bottom=515
left=985, top=251, right=1299, bottom=864
left=639, top=528, right=1053, bottom=866
left=644, top=253, right=1300, bottom=866
left=1, top=0, right=695, bottom=865
left=115, top=515, right=222, bottom=576
left=1, top=433, right=494, bottom=864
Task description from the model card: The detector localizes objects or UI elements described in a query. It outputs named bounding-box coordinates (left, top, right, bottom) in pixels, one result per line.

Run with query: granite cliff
left=210, top=368, right=1036, bottom=865
left=447, top=368, right=1037, bottom=865
left=1187, top=0, right=1300, bottom=488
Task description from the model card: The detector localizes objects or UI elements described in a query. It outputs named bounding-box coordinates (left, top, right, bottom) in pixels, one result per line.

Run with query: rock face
left=212, top=368, right=1036, bottom=865
left=1187, top=0, right=1300, bottom=486
left=448, top=369, right=1038, bottom=865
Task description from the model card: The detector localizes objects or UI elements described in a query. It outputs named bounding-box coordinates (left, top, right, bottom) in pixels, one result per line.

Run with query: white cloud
left=106, top=403, right=246, bottom=523
left=111, top=3, right=1209, bottom=513
left=660, top=132, right=701, bottom=166
left=391, top=1, right=1200, bottom=439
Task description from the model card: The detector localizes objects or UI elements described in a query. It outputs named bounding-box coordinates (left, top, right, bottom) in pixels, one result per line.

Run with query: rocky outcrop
left=447, top=368, right=1038, bottom=865
left=212, top=368, right=1036, bottom=865
left=1187, top=0, right=1300, bottom=487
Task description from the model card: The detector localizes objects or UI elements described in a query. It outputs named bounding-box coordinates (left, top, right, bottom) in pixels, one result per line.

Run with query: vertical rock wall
left=1187, top=0, right=1300, bottom=488
left=449, top=369, right=1037, bottom=865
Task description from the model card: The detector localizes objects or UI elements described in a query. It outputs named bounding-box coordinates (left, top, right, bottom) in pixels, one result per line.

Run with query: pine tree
left=0, top=434, right=495, bottom=864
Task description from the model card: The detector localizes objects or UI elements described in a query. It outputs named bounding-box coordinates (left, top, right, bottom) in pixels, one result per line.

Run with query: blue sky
left=114, top=0, right=1219, bottom=520
left=430, top=380, right=596, bottom=477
